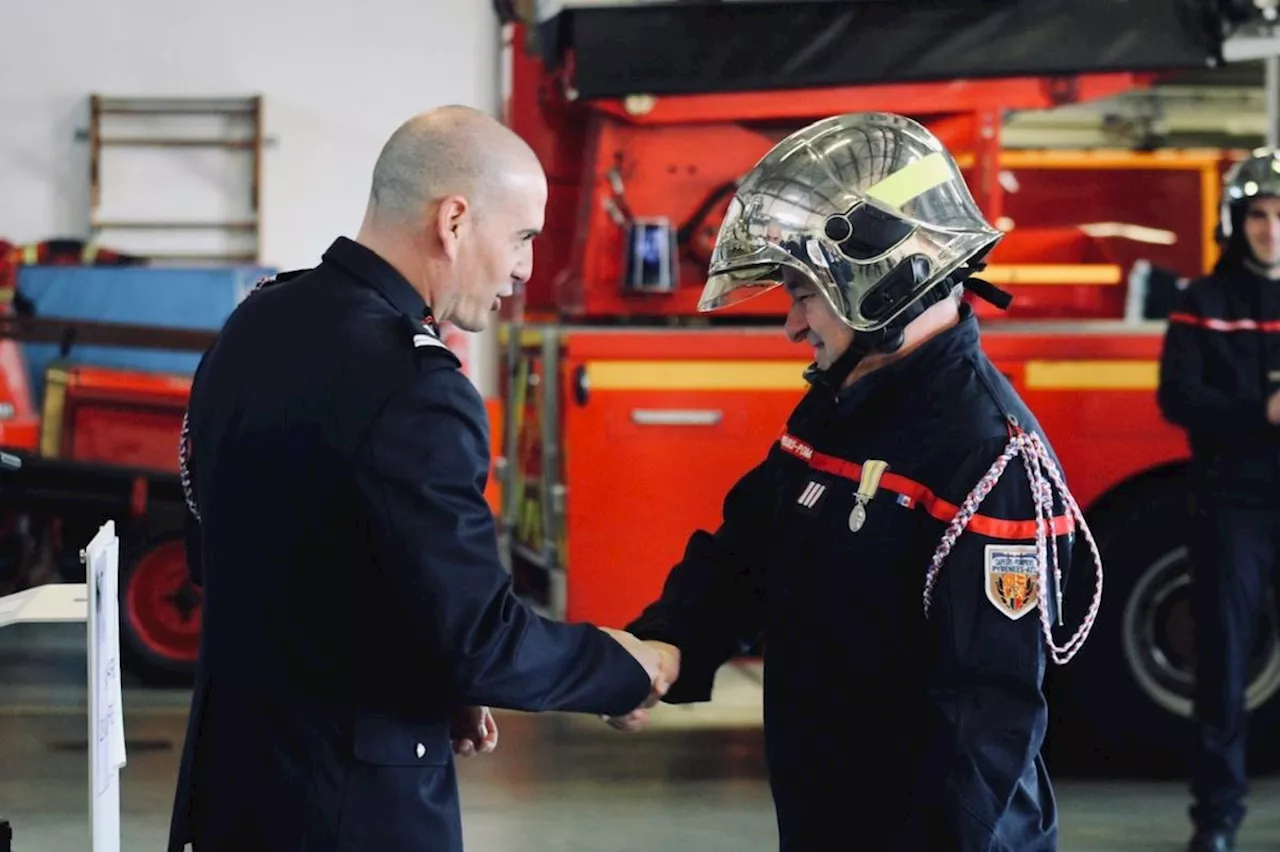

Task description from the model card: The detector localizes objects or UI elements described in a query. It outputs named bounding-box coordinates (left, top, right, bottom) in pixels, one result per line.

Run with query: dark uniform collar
left=831, top=302, right=982, bottom=416
left=322, top=236, right=437, bottom=328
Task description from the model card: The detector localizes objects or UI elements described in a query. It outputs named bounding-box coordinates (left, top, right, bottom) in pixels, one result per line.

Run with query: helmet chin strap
left=804, top=325, right=893, bottom=392
left=805, top=267, right=1012, bottom=393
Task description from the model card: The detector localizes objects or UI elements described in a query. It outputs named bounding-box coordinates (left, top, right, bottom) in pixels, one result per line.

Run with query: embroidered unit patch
left=984, top=544, right=1040, bottom=620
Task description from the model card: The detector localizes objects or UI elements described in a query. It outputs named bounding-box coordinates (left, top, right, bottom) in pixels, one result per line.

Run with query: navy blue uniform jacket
left=628, top=306, right=1076, bottom=851
left=167, top=237, right=652, bottom=852
left=1158, top=266, right=1280, bottom=504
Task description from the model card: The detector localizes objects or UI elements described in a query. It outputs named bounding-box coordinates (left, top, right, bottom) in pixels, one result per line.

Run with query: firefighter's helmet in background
left=699, top=112, right=1004, bottom=337
left=1219, top=147, right=1280, bottom=242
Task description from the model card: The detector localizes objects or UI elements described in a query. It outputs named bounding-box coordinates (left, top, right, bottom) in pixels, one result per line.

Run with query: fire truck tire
left=1054, top=478, right=1280, bottom=775
left=118, top=530, right=201, bottom=687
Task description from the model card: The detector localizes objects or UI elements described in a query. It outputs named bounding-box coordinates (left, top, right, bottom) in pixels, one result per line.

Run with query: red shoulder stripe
left=778, top=433, right=1073, bottom=540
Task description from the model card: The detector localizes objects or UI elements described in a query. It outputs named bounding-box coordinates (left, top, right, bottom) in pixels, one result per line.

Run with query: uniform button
left=416, top=743, right=426, bottom=758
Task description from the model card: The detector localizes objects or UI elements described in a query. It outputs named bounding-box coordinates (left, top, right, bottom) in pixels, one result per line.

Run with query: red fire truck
left=491, top=3, right=1280, bottom=770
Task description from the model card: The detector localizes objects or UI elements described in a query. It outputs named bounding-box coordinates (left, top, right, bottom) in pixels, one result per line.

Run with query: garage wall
left=0, top=0, right=502, bottom=392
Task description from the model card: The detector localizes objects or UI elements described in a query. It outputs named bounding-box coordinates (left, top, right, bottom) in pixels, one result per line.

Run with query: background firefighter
left=1157, top=147, right=1280, bottom=852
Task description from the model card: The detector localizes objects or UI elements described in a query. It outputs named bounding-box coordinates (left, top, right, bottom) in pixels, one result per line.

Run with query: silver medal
left=849, top=501, right=867, bottom=533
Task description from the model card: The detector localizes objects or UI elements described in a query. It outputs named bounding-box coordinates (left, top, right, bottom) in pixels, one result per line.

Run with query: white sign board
left=0, top=520, right=126, bottom=852
left=86, top=520, right=127, bottom=852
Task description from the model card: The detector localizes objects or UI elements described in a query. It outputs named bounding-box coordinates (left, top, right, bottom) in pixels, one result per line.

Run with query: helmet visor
left=700, top=263, right=786, bottom=312
left=699, top=197, right=831, bottom=312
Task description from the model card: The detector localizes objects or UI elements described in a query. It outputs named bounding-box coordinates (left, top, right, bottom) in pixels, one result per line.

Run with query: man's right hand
left=598, top=627, right=676, bottom=707
left=597, top=631, right=681, bottom=732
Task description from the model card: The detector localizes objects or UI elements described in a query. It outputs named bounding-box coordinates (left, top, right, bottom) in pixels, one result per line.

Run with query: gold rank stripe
left=582, top=359, right=1161, bottom=392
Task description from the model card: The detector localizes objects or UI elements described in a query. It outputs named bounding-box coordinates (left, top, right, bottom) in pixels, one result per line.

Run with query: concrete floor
left=4, top=622, right=1280, bottom=851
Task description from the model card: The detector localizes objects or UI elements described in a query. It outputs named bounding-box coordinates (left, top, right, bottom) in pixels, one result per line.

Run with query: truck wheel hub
left=124, top=540, right=201, bottom=664
left=1123, top=545, right=1280, bottom=718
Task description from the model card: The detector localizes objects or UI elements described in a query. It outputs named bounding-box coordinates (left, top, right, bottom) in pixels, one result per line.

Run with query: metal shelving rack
left=86, top=94, right=265, bottom=264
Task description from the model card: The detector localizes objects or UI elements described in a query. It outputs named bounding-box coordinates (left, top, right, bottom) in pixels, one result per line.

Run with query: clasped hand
left=598, top=628, right=681, bottom=732
left=450, top=705, right=498, bottom=757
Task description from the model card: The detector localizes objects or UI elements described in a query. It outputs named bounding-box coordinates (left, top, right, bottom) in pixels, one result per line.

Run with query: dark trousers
left=1188, top=494, right=1280, bottom=832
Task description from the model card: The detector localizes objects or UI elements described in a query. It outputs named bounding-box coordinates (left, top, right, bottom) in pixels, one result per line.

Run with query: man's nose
left=783, top=306, right=807, bottom=342
left=513, top=248, right=534, bottom=284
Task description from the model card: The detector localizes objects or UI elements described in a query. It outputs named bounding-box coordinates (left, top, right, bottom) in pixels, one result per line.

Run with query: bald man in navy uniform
left=167, top=106, right=675, bottom=852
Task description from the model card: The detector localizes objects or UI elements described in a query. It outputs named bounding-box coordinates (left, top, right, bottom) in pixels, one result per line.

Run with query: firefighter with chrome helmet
left=697, top=111, right=1011, bottom=381
left=1158, top=147, right=1280, bottom=852
left=606, top=112, right=1102, bottom=851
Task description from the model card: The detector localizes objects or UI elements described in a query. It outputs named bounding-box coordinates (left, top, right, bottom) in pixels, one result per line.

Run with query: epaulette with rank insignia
left=405, top=312, right=461, bottom=368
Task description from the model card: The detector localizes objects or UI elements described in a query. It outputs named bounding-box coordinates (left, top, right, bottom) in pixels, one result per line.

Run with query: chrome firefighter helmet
left=1219, top=147, right=1280, bottom=241
left=700, top=112, right=1003, bottom=334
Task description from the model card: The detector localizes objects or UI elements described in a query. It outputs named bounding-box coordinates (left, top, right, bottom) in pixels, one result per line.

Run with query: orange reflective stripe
left=1168, top=312, right=1280, bottom=332
left=778, top=432, right=1074, bottom=541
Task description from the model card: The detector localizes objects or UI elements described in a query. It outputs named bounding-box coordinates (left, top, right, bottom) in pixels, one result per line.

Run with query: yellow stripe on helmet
left=863, top=151, right=952, bottom=209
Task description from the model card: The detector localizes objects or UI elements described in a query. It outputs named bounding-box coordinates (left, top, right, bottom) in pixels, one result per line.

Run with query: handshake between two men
left=599, top=628, right=682, bottom=732
left=448, top=627, right=680, bottom=760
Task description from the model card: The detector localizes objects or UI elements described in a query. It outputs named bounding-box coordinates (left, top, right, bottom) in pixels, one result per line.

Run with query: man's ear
left=435, top=195, right=470, bottom=262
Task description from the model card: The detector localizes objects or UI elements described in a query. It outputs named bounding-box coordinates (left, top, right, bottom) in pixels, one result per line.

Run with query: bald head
left=356, top=106, right=547, bottom=334
left=366, top=105, right=542, bottom=226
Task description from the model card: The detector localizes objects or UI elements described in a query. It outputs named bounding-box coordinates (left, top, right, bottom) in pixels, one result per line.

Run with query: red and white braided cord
left=922, top=429, right=1103, bottom=665
left=179, top=410, right=199, bottom=523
